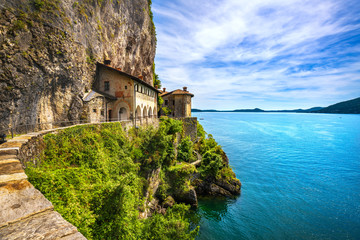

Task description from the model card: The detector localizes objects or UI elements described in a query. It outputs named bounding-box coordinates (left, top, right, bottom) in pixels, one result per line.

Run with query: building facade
left=159, top=87, right=194, bottom=118
left=84, top=61, right=159, bottom=123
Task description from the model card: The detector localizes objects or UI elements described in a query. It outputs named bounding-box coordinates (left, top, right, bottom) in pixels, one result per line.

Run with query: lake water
left=192, top=112, right=360, bottom=240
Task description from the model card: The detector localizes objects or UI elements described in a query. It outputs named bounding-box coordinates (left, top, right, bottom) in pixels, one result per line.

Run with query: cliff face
left=0, top=0, right=156, bottom=131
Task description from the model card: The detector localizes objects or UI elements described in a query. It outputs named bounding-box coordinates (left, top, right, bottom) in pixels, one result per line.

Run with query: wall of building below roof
left=134, top=87, right=157, bottom=119
left=83, top=97, right=105, bottom=123
left=99, top=68, right=134, bottom=102
left=97, top=67, right=157, bottom=121
left=161, top=94, right=192, bottom=118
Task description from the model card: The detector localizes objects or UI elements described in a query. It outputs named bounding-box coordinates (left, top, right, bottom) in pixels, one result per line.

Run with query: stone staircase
left=0, top=132, right=86, bottom=239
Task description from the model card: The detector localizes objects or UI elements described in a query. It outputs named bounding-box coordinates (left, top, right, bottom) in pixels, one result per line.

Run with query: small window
left=104, top=81, right=110, bottom=91
left=93, top=109, right=97, bottom=113
left=165, top=100, right=168, bottom=105
left=101, top=110, right=104, bottom=116
left=125, top=85, right=127, bottom=90
left=173, top=100, right=175, bottom=105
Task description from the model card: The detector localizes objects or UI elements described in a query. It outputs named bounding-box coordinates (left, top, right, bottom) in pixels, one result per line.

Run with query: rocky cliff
left=0, top=0, right=156, bottom=132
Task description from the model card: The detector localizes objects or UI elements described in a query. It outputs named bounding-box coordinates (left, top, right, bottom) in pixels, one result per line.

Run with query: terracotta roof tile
left=161, top=89, right=194, bottom=97
left=97, top=62, right=160, bottom=93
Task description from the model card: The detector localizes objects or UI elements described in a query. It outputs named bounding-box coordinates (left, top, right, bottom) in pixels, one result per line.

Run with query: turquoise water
left=192, top=112, right=360, bottom=240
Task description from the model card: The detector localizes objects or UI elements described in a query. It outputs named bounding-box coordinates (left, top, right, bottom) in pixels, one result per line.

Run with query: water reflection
left=197, top=197, right=237, bottom=221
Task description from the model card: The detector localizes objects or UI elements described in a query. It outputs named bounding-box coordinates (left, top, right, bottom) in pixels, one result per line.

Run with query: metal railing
left=1, top=116, right=158, bottom=140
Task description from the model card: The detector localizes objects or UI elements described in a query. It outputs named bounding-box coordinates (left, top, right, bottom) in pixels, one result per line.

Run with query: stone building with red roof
left=83, top=60, right=159, bottom=123
left=159, top=87, right=194, bottom=118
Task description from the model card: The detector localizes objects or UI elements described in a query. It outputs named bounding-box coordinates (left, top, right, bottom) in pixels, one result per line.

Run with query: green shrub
left=197, top=121, right=206, bottom=138
left=199, top=150, right=223, bottom=178
left=12, top=20, right=26, bottom=31
left=26, top=122, right=198, bottom=239
left=159, top=116, right=182, bottom=135
left=177, top=136, right=196, bottom=163
left=168, top=163, right=196, bottom=193
left=142, top=204, right=199, bottom=240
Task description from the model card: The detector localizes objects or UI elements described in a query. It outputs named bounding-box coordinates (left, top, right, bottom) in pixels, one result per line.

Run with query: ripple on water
left=194, top=113, right=360, bottom=240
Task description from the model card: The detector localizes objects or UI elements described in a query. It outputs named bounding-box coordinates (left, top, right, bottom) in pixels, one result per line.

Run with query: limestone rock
left=215, top=177, right=241, bottom=195
left=0, top=0, right=156, bottom=133
left=174, top=186, right=198, bottom=207
left=209, top=183, right=232, bottom=196
left=193, top=177, right=241, bottom=197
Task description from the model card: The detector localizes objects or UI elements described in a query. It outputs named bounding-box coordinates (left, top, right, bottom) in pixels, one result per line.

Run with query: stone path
left=0, top=133, right=86, bottom=239
left=191, top=150, right=202, bottom=166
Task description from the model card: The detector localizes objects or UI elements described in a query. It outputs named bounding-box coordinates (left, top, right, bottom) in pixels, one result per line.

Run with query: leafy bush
left=197, top=121, right=206, bottom=139
left=168, top=163, right=196, bottom=193
left=142, top=204, right=199, bottom=240
left=26, top=122, right=197, bottom=239
left=159, top=116, right=182, bottom=135
left=199, top=150, right=223, bottom=179
left=177, top=136, right=196, bottom=163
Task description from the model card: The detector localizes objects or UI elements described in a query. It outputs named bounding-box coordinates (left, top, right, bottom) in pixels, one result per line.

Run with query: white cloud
left=152, top=0, right=360, bottom=109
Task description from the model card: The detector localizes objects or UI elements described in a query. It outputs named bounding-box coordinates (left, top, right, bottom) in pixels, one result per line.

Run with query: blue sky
left=152, top=0, right=360, bottom=110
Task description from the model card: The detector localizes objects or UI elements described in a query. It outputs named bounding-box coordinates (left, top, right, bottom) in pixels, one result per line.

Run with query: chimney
left=163, top=88, right=166, bottom=92
left=183, top=87, right=188, bottom=92
left=104, top=59, right=111, bottom=65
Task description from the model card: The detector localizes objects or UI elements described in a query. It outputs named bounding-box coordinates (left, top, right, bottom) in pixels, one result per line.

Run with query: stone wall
left=161, top=94, right=192, bottom=118
left=180, top=117, right=198, bottom=141
left=83, top=96, right=105, bottom=123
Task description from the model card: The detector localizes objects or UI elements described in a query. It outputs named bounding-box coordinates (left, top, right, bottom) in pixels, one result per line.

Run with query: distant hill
left=192, top=98, right=360, bottom=114
left=192, top=107, right=322, bottom=113
left=272, top=107, right=323, bottom=113
left=192, top=109, right=218, bottom=112
left=233, top=108, right=265, bottom=112
left=313, top=97, right=360, bottom=114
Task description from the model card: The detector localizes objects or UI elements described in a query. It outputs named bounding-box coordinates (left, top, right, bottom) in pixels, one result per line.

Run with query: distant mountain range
left=312, top=97, right=360, bottom=114
left=192, top=97, right=360, bottom=114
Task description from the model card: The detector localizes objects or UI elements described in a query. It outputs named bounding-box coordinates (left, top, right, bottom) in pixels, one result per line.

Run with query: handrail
left=1, top=116, right=158, bottom=139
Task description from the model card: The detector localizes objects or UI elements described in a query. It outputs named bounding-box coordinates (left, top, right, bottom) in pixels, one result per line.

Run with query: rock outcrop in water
left=0, top=0, right=156, bottom=131
left=193, top=151, right=241, bottom=197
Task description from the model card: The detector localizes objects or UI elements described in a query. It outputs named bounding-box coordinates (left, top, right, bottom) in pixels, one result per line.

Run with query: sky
left=151, top=0, right=360, bottom=110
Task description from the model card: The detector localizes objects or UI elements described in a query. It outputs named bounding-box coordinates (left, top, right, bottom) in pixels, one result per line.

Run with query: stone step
left=0, top=172, right=27, bottom=183
left=7, top=135, right=33, bottom=143
left=0, top=148, right=19, bottom=156
left=0, top=210, right=86, bottom=240
left=0, top=179, right=53, bottom=227
left=0, top=142, right=23, bottom=149
left=0, top=160, right=23, bottom=176
left=0, top=155, right=17, bottom=161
